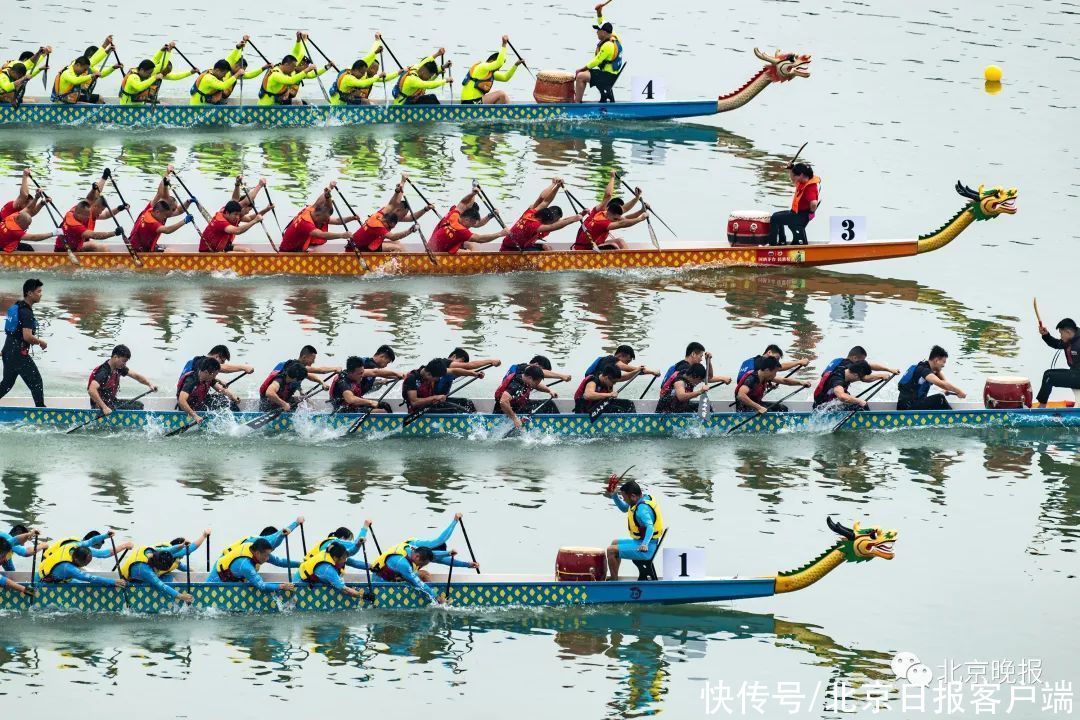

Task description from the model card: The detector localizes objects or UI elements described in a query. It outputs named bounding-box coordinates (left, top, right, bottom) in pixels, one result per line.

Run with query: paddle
left=789, top=141, right=808, bottom=168
left=589, top=369, right=642, bottom=422
left=328, top=189, right=370, bottom=272
left=726, top=384, right=808, bottom=435
left=285, top=534, right=292, bottom=582
left=165, top=371, right=247, bottom=437
left=441, top=55, right=453, bottom=104
left=444, top=551, right=455, bottom=603
left=170, top=169, right=212, bottom=223
left=1034, top=297, right=1043, bottom=328
left=172, top=46, right=199, bottom=73
left=458, top=517, right=480, bottom=574
left=97, top=195, right=142, bottom=266
left=506, top=39, right=535, bottom=79
left=473, top=181, right=507, bottom=230
left=616, top=174, right=675, bottom=240
left=29, top=531, right=38, bottom=605
left=242, top=180, right=279, bottom=252
left=41, top=50, right=50, bottom=92
left=380, top=48, right=391, bottom=106
left=367, top=523, right=383, bottom=555
left=403, top=374, right=485, bottom=427
left=205, top=536, right=210, bottom=572
left=67, top=387, right=155, bottom=434
left=831, top=376, right=893, bottom=433
left=246, top=39, right=272, bottom=66
left=300, top=38, right=333, bottom=104
left=346, top=378, right=401, bottom=434
left=379, top=37, right=405, bottom=71
left=109, top=534, right=121, bottom=572
left=402, top=178, right=439, bottom=265
left=300, top=524, right=307, bottom=556
left=245, top=372, right=335, bottom=430
left=562, top=188, right=601, bottom=250
left=27, top=174, right=79, bottom=266
left=186, top=544, right=192, bottom=593
left=637, top=375, right=658, bottom=400
left=360, top=534, right=375, bottom=605
left=261, top=183, right=285, bottom=237
left=503, top=379, right=565, bottom=437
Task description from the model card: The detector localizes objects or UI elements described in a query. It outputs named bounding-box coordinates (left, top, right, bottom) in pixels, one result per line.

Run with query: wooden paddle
left=402, top=178, right=439, bottom=265
left=245, top=372, right=335, bottom=430
left=403, top=374, right=485, bottom=427
left=242, top=180, right=279, bottom=252
left=506, top=39, right=535, bottom=79
left=359, top=534, right=375, bottom=605
left=378, top=37, right=406, bottom=71
left=726, top=384, right=807, bottom=435
left=185, top=544, right=192, bottom=593
left=589, top=368, right=642, bottom=422
left=380, top=48, right=391, bottom=106
left=97, top=195, right=142, bottom=266
left=330, top=186, right=374, bottom=269
left=300, top=524, right=307, bottom=556
left=458, top=517, right=480, bottom=574
left=27, top=174, right=79, bottom=266
left=346, top=378, right=401, bottom=434
left=300, top=38, right=333, bottom=104
left=1034, top=297, right=1044, bottom=329
left=831, top=376, right=893, bottom=433
left=330, top=197, right=371, bottom=272
left=170, top=170, right=212, bottom=223
left=67, top=387, right=155, bottom=434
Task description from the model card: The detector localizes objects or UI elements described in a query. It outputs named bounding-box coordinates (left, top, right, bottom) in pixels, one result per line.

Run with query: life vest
left=350, top=212, right=389, bottom=251
left=737, top=357, right=759, bottom=382
left=812, top=358, right=848, bottom=405
left=370, top=540, right=417, bottom=581
left=214, top=539, right=259, bottom=582
left=462, top=62, right=495, bottom=94
left=661, top=360, right=688, bottom=389
left=503, top=208, right=547, bottom=251
left=177, top=356, right=205, bottom=389
left=200, top=211, right=233, bottom=253
left=0, top=69, right=19, bottom=103
left=119, top=70, right=154, bottom=103
left=5, top=300, right=34, bottom=336
left=298, top=546, right=344, bottom=584
left=329, top=366, right=373, bottom=409
left=656, top=372, right=692, bottom=413
left=735, top=371, right=768, bottom=407
left=898, top=361, right=932, bottom=400
left=330, top=70, right=370, bottom=103
left=494, top=365, right=531, bottom=411
left=402, top=368, right=435, bottom=406
left=574, top=209, right=611, bottom=249
left=258, top=66, right=293, bottom=104
left=119, top=545, right=176, bottom=581
left=88, top=361, right=122, bottom=405
left=52, top=66, right=84, bottom=103
left=258, top=361, right=302, bottom=402
left=130, top=205, right=163, bottom=252
left=431, top=207, right=472, bottom=254
left=59, top=209, right=94, bottom=252
left=190, top=71, right=225, bottom=104
left=574, top=374, right=608, bottom=408
left=596, top=35, right=624, bottom=73
left=626, top=495, right=664, bottom=540
left=38, top=537, right=81, bottom=581
left=280, top=207, right=325, bottom=252
left=791, top=176, right=822, bottom=214
left=584, top=355, right=618, bottom=379
left=177, top=372, right=212, bottom=410
left=392, top=69, right=424, bottom=104
left=0, top=213, right=27, bottom=252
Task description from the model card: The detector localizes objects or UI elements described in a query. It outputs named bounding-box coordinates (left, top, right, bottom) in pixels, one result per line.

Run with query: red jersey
left=58, top=209, right=94, bottom=252
left=430, top=207, right=473, bottom=254
left=0, top=200, right=16, bottom=220
left=280, top=208, right=327, bottom=253
left=791, top=177, right=821, bottom=213
left=502, top=208, right=546, bottom=251
left=0, top=213, right=27, bottom=253
left=199, top=211, right=232, bottom=253
left=573, top=208, right=611, bottom=250
left=129, top=204, right=165, bottom=252
left=349, top=211, right=391, bottom=252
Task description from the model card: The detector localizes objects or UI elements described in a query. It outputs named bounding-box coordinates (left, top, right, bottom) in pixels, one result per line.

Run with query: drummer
left=897, top=345, right=966, bottom=410
left=461, top=36, right=523, bottom=105
left=603, top=478, right=663, bottom=581
left=573, top=2, right=624, bottom=103
left=768, top=163, right=820, bottom=247
left=1036, top=318, right=1080, bottom=406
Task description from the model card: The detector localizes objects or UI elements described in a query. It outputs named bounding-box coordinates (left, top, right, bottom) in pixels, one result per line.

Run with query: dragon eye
left=870, top=530, right=879, bottom=539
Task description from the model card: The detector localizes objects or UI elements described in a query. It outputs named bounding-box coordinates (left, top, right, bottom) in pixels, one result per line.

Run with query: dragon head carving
left=827, top=517, right=897, bottom=563
left=955, top=182, right=1018, bottom=221
left=755, top=48, right=812, bottom=82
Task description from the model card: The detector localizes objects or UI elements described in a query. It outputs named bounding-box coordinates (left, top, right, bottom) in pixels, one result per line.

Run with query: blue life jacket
left=585, top=355, right=618, bottom=378
left=737, top=356, right=757, bottom=382
left=434, top=373, right=454, bottom=396
left=898, top=361, right=931, bottom=399
left=4, top=303, right=21, bottom=334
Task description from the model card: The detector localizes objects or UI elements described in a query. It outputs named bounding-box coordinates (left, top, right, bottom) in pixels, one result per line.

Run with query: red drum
left=556, top=547, right=607, bottom=582
left=983, top=376, right=1032, bottom=409
left=534, top=71, right=575, bottom=104
left=727, top=210, right=772, bottom=245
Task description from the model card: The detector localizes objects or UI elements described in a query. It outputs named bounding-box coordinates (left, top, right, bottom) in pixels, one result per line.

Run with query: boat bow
left=916, top=182, right=1018, bottom=254
left=773, top=518, right=897, bottom=594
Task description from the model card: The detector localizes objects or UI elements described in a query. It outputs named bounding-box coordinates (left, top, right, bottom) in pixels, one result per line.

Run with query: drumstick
left=1034, top=297, right=1043, bottom=328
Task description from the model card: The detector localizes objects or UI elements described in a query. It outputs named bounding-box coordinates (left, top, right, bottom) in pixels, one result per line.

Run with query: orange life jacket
left=791, top=176, right=821, bottom=213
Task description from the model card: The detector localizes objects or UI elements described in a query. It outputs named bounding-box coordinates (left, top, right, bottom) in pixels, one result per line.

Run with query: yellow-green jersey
left=460, top=46, right=519, bottom=102
left=392, top=56, right=445, bottom=105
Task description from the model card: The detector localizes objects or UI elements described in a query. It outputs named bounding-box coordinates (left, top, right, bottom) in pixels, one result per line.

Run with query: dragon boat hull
left=0, top=574, right=779, bottom=613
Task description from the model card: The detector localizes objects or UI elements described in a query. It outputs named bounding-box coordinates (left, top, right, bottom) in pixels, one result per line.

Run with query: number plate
left=662, top=547, right=705, bottom=580
left=829, top=216, right=867, bottom=243
left=630, top=76, right=667, bottom=102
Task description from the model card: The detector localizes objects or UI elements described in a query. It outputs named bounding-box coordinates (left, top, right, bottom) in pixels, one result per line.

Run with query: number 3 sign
left=631, top=76, right=667, bottom=101
left=829, top=216, right=867, bottom=243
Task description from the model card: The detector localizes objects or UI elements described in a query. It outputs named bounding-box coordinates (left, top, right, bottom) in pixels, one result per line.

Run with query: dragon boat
left=0, top=183, right=1017, bottom=276
left=1, top=390, right=1075, bottom=438
left=0, top=49, right=809, bottom=130
left=0, top=518, right=895, bottom=614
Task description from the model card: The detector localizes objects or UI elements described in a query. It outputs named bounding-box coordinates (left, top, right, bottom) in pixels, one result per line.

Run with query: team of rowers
left=0, top=168, right=654, bottom=256
left=1, top=2, right=624, bottom=107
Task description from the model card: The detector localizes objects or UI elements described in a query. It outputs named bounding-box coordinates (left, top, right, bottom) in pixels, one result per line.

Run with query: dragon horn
left=754, top=48, right=778, bottom=64
left=955, top=181, right=981, bottom=201
left=826, top=516, right=855, bottom=539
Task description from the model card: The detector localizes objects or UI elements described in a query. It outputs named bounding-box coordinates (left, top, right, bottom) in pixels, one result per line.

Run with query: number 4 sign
left=631, top=76, right=667, bottom=102
left=829, top=216, right=867, bottom=243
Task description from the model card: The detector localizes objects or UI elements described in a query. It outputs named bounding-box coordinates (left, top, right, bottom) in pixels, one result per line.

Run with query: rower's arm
left=52, top=564, right=117, bottom=587
left=345, top=557, right=369, bottom=570
left=226, top=46, right=243, bottom=68
left=737, top=384, right=767, bottom=413
left=636, top=506, right=655, bottom=546
left=456, top=189, right=480, bottom=212
left=926, top=373, right=964, bottom=396
left=362, top=41, right=381, bottom=67
left=833, top=385, right=864, bottom=405
left=413, top=518, right=458, bottom=549
left=265, top=553, right=301, bottom=570
left=611, top=493, right=629, bottom=512
left=166, top=69, right=195, bottom=81
left=776, top=377, right=809, bottom=388
left=230, top=558, right=280, bottom=591
left=469, top=228, right=508, bottom=243
left=430, top=550, right=472, bottom=568
left=867, top=361, right=899, bottom=375
left=583, top=380, right=615, bottom=401
left=313, top=563, right=346, bottom=589
left=88, top=379, right=109, bottom=413
left=498, top=391, right=520, bottom=425
left=265, top=381, right=290, bottom=411
left=385, top=555, right=436, bottom=601
left=673, top=380, right=702, bottom=402
left=60, top=67, right=95, bottom=88
left=177, top=391, right=200, bottom=420
left=493, top=63, right=518, bottom=83
left=1041, top=332, right=1065, bottom=350
left=89, top=46, right=110, bottom=68
left=160, top=218, right=190, bottom=235
left=608, top=213, right=648, bottom=231
left=538, top=215, right=583, bottom=234
left=130, top=563, right=181, bottom=599
left=201, top=74, right=239, bottom=93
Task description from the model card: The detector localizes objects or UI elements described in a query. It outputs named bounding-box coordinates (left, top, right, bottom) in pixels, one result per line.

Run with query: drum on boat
left=534, top=71, right=576, bottom=104
left=983, top=376, right=1032, bottom=409
left=555, top=547, right=607, bottom=581
left=727, top=210, right=772, bottom=245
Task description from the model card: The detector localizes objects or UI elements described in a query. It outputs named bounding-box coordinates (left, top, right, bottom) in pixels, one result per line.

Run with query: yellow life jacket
left=38, top=536, right=82, bottom=580
left=52, top=67, right=84, bottom=104
left=298, top=544, right=344, bottom=584
left=118, top=545, right=170, bottom=580
left=119, top=70, right=153, bottom=103
left=626, top=495, right=664, bottom=540
left=0, top=69, right=19, bottom=103
left=392, top=70, right=424, bottom=105
left=596, top=34, right=625, bottom=74
left=259, top=65, right=295, bottom=104
left=214, top=539, right=258, bottom=580
left=463, top=62, right=495, bottom=94
left=370, top=540, right=417, bottom=577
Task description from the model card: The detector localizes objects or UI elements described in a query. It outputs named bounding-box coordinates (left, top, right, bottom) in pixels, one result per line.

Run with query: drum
left=983, top=376, right=1033, bottom=409
left=534, top=71, right=576, bottom=104
left=727, top=210, right=772, bottom=245
left=555, top=547, right=607, bottom=581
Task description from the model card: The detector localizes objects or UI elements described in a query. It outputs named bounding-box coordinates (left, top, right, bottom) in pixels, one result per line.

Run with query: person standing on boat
left=0, top=278, right=47, bottom=407
left=573, top=2, right=624, bottom=103
left=572, top=171, right=649, bottom=250
left=370, top=514, right=478, bottom=603
left=429, top=187, right=507, bottom=253
left=393, top=48, right=451, bottom=105
left=1035, top=318, right=1080, bottom=406
left=37, top=530, right=132, bottom=587
left=603, top=479, right=664, bottom=580
left=0, top=537, right=36, bottom=597
left=208, top=537, right=297, bottom=593
left=896, top=346, right=966, bottom=411
left=328, top=353, right=401, bottom=413
left=812, top=360, right=875, bottom=410
left=501, top=179, right=582, bottom=252
left=768, top=163, right=820, bottom=247
left=735, top=356, right=810, bottom=414
left=461, top=36, right=523, bottom=105
left=0, top=192, right=56, bottom=253
left=88, top=344, right=157, bottom=415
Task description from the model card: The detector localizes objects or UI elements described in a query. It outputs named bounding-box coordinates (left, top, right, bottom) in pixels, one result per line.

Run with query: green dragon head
left=955, top=181, right=1018, bottom=221
left=827, top=517, right=897, bottom=563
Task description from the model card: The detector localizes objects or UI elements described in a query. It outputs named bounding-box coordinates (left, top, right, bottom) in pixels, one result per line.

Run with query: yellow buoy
left=984, top=65, right=1003, bottom=82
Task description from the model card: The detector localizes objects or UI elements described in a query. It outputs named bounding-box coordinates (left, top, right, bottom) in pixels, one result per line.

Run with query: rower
left=434, top=348, right=502, bottom=412
left=496, top=364, right=563, bottom=429
left=655, top=363, right=708, bottom=413
left=310, top=523, right=370, bottom=567
left=52, top=42, right=121, bottom=104
left=176, top=357, right=243, bottom=422
left=59, top=180, right=128, bottom=252
left=1, top=46, right=51, bottom=84
left=572, top=171, right=648, bottom=250
left=585, top=344, right=660, bottom=382
left=329, top=351, right=403, bottom=413
left=2, top=168, right=34, bottom=220
left=219, top=35, right=273, bottom=102
left=266, top=345, right=340, bottom=384
left=0, top=538, right=35, bottom=597
left=347, top=176, right=434, bottom=253
left=130, top=173, right=196, bottom=252
left=735, top=356, right=810, bottom=413
left=736, top=344, right=810, bottom=381
left=0, top=279, right=47, bottom=408
left=369, top=513, right=478, bottom=604
left=88, top=344, right=157, bottom=415
left=815, top=346, right=898, bottom=391
left=37, top=530, right=132, bottom=587
left=119, top=60, right=166, bottom=105
left=0, top=63, right=31, bottom=105
left=1035, top=317, right=1080, bottom=407
left=190, top=59, right=246, bottom=105
left=429, top=188, right=508, bottom=254
left=143, top=42, right=199, bottom=105
left=0, top=524, right=45, bottom=571
left=199, top=200, right=272, bottom=253
left=812, top=359, right=874, bottom=410
left=179, top=344, right=255, bottom=381
left=461, top=35, right=523, bottom=105
left=402, top=358, right=465, bottom=414
left=222, top=517, right=303, bottom=555
left=574, top=363, right=630, bottom=414
left=574, top=3, right=624, bottom=103
left=258, top=361, right=308, bottom=413
left=0, top=192, right=57, bottom=253
left=280, top=193, right=353, bottom=253
left=298, top=542, right=369, bottom=598
left=768, top=162, right=821, bottom=247
left=603, top=479, right=663, bottom=581
left=392, top=48, right=451, bottom=106
left=257, top=54, right=313, bottom=106
left=208, top=537, right=297, bottom=593
left=501, top=179, right=582, bottom=252
left=329, top=36, right=391, bottom=105
left=662, top=342, right=731, bottom=388
left=119, top=529, right=210, bottom=603
left=897, top=345, right=966, bottom=411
